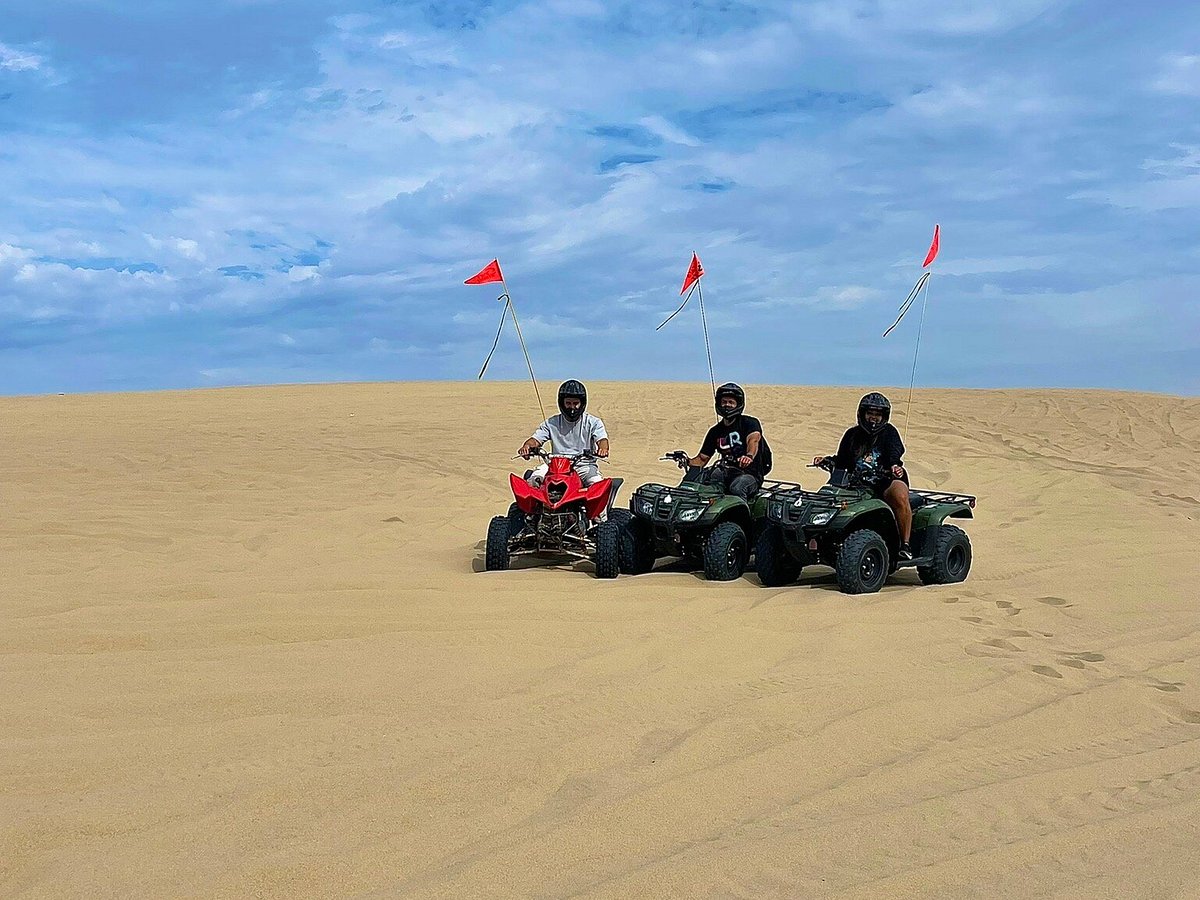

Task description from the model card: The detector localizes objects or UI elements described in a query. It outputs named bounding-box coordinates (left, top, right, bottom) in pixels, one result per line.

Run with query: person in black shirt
left=813, top=392, right=914, bottom=560
left=673, top=383, right=772, bottom=500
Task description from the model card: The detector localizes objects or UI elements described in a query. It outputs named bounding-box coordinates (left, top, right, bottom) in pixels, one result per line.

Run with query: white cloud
left=0, top=42, right=43, bottom=72
left=0, top=242, right=34, bottom=265
left=1153, top=54, right=1200, bottom=96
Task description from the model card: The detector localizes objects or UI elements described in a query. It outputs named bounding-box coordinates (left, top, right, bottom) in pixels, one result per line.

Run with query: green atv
left=755, top=458, right=976, bottom=594
left=621, top=451, right=803, bottom=581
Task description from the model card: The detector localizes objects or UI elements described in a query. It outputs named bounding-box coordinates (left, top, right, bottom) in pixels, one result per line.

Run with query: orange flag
left=922, top=225, right=940, bottom=268
left=465, top=259, right=504, bottom=285
left=680, top=252, right=704, bottom=295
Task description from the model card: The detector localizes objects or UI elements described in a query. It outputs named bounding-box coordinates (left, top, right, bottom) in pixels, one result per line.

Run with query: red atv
left=485, top=450, right=628, bottom=578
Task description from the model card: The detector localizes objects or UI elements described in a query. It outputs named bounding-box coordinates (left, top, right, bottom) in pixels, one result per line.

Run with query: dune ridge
left=2, top=382, right=1198, bottom=898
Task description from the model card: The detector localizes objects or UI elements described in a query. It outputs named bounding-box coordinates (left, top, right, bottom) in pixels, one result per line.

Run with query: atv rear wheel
left=485, top=515, right=511, bottom=571
left=594, top=521, right=621, bottom=579
left=835, top=529, right=889, bottom=594
left=703, top=521, right=749, bottom=581
left=918, top=524, right=972, bottom=585
left=755, top=524, right=801, bottom=587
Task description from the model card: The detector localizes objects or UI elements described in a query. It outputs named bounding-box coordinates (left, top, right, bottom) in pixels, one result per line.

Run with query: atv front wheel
left=485, top=516, right=511, bottom=571
left=755, top=524, right=801, bottom=587
left=618, top=515, right=656, bottom=575
left=835, top=529, right=889, bottom=594
left=594, top=521, right=621, bottom=579
left=507, top=502, right=527, bottom=536
left=703, top=521, right=749, bottom=581
left=918, top=524, right=972, bottom=585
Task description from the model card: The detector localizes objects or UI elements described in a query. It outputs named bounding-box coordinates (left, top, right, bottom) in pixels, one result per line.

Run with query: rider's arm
left=744, top=431, right=762, bottom=460
left=595, top=437, right=610, bottom=458
left=883, top=426, right=905, bottom=476
left=689, top=425, right=718, bottom=467
left=833, top=427, right=856, bottom=470
left=521, top=419, right=552, bottom=457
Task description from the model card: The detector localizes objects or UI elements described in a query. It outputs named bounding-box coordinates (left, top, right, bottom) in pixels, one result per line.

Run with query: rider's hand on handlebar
left=891, top=464, right=906, bottom=479
left=737, top=455, right=754, bottom=469
left=595, top=448, right=609, bottom=459
left=812, top=455, right=824, bottom=467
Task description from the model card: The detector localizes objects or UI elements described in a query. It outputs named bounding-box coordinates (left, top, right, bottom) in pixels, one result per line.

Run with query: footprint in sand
left=965, top=638, right=1024, bottom=657
left=1183, top=711, right=1200, bottom=724
left=994, top=600, right=1021, bottom=616
left=1152, top=681, right=1184, bottom=693
left=1032, top=665, right=1063, bottom=678
left=960, top=616, right=984, bottom=624
left=983, top=638, right=1024, bottom=652
left=1036, top=596, right=1072, bottom=607
left=384, top=515, right=403, bottom=522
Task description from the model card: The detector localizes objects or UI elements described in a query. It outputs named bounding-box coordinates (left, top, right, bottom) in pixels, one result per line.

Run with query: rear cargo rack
left=910, top=489, right=977, bottom=508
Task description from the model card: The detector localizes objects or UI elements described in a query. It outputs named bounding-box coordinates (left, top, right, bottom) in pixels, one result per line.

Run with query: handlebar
left=513, top=449, right=603, bottom=463
left=661, top=450, right=690, bottom=469
left=807, top=457, right=836, bottom=473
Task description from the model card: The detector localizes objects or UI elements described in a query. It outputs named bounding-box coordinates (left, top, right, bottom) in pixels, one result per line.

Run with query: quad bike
left=622, top=451, right=802, bottom=581
left=484, top=450, right=629, bottom=578
left=755, top=457, right=976, bottom=594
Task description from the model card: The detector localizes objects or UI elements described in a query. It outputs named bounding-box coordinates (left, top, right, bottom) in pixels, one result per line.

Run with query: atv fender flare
left=709, top=503, right=753, bottom=537
left=839, top=508, right=900, bottom=559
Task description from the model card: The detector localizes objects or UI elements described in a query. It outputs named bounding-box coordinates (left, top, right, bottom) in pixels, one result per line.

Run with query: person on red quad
left=813, top=392, right=914, bottom=560
left=672, top=382, right=772, bottom=500
left=518, top=379, right=609, bottom=486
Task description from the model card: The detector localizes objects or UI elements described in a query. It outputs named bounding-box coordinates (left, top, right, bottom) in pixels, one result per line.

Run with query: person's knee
left=731, top=474, right=757, bottom=499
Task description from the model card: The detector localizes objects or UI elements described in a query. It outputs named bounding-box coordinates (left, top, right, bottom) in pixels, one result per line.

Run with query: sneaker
left=898, top=543, right=914, bottom=561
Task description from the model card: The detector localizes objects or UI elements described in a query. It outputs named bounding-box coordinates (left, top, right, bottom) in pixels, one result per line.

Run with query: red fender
left=509, top=472, right=545, bottom=515
left=582, top=478, right=614, bottom=521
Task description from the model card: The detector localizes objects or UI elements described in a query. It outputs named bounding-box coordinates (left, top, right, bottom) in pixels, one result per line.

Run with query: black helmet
left=857, top=392, right=891, bottom=435
left=714, top=382, right=745, bottom=422
left=557, top=379, right=587, bottom=422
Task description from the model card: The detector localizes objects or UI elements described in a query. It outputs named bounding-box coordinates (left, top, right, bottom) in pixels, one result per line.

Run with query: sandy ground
left=2, top=381, right=1199, bottom=898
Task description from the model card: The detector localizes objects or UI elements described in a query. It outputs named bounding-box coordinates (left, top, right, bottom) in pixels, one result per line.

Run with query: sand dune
left=2, top=382, right=1198, bottom=898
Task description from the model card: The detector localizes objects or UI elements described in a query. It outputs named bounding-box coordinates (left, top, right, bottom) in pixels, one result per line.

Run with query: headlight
left=810, top=511, right=834, bottom=526
left=637, top=499, right=654, bottom=516
left=677, top=507, right=704, bottom=523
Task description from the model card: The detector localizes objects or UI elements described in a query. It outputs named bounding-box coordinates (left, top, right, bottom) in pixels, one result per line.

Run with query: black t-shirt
left=700, top=414, right=772, bottom=479
left=834, top=423, right=905, bottom=487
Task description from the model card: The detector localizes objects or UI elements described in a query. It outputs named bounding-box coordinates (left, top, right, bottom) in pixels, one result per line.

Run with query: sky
left=1, top=0, right=1198, bottom=396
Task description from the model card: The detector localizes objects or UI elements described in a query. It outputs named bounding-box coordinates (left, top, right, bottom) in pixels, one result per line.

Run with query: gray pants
left=682, top=465, right=759, bottom=500
left=528, top=460, right=602, bottom=487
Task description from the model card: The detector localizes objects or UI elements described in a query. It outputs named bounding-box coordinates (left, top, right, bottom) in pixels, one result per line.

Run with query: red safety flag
left=922, top=225, right=940, bottom=268
left=465, top=259, right=504, bottom=285
left=680, top=252, right=704, bottom=295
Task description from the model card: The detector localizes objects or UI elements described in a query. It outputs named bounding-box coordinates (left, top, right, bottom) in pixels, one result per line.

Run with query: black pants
left=682, top=465, right=760, bottom=500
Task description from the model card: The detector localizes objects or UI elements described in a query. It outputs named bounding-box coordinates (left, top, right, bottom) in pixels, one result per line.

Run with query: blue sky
left=1, top=0, right=1198, bottom=395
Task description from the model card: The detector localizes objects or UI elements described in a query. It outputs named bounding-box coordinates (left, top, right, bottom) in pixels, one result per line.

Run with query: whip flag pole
left=466, top=258, right=548, bottom=423
left=656, top=252, right=716, bottom=395
left=883, top=225, right=940, bottom=439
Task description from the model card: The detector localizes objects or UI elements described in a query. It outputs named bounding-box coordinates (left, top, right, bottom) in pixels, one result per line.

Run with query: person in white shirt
left=518, top=380, right=609, bottom=486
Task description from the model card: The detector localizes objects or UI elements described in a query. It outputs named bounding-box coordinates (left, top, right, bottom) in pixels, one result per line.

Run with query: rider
left=813, top=392, right=913, bottom=560
left=518, top=379, right=609, bottom=486
left=674, top=382, right=771, bottom=500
